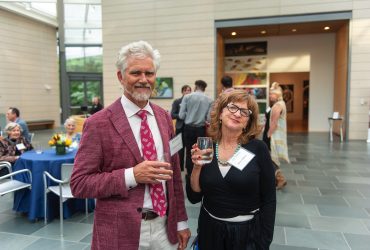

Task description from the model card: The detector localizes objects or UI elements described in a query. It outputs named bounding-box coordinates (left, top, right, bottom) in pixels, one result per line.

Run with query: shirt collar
left=120, top=94, right=154, bottom=118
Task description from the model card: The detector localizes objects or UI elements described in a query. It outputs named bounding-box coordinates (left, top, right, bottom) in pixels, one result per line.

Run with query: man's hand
left=133, top=160, right=172, bottom=184
left=177, top=228, right=191, bottom=250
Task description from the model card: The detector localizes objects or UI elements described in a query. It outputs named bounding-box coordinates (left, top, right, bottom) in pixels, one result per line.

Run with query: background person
left=70, top=41, right=190, bottom=250
left=90, top=96, right=103, bottom=115
left=64, top=117, right=81, bottom=148
left=189, top=90, right=276, bottom=250
left=170, top=84, right=192, bottom=171
left=220, top=75, right=234, bottom=93
left=6, top=107, right=30, bottom=143
left=0, top=123, right=33, bottom=176
left=206, top=75, right=235, bottom=123
left=263, top=82, right=289, bottom=189
left=178, top=80, right=212, bottom=195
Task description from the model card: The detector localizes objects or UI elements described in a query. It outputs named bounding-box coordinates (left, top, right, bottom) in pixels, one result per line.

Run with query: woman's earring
left=219, top=119, right=222, bottom=124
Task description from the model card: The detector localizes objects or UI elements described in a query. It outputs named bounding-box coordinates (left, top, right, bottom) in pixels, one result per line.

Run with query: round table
left=12, top=148, right=93, bottom=221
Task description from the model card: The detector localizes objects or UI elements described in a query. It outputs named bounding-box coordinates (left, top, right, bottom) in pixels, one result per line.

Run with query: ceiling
left=218, top=20, right=348, bottom=39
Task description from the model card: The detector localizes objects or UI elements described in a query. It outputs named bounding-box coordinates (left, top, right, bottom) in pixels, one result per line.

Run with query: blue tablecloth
left=12, top=148, right=94, bottom=221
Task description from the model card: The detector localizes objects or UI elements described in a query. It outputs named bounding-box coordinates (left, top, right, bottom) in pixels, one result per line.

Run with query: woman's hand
left=191, top=143, right=213, bottom=168
left=190, top=144, right=203, bottom=168
left=190, top=144, right=203, bottom=193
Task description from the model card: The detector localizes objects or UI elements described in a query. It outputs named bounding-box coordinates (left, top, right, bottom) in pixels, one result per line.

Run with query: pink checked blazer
left=70, top=98, right=188, bottom=250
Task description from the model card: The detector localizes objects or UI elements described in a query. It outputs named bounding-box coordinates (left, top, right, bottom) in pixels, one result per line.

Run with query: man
left=220, top=75, right=234, bottom=93
left=6, top=107, right=30, bottom=142
left=90, top=96, right=103, bottom=115
left=178, top=80, right=212, bottom=191
left=263, top=82, right=289, bottom=189
left=206, top=75, right=235, bottom=122
left=71, top=41, right=190, bottom=250
left=170, top=85, right=191, bottom=171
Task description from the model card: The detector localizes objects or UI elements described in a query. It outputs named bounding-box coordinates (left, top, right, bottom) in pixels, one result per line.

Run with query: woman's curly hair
left=208, top=90, right=260, bottom=144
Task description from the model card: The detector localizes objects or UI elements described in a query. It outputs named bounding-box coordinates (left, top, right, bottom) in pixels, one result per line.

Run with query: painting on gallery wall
left=225, top=41, right=267, bottom=57
left=224, top=56, right=267, bottom=72
left=151, top=77, right=173, bottom=99
left=226, top=72, right=267, bottom=86
left=280, top=84, right=294, bottom=113
left=235, top=87, right=267, bottom=100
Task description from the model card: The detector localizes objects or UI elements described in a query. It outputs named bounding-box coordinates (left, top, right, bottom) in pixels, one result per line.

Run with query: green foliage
left=66, top=55, right=102, bottom=73
left=70, top=81, right=100, bottom=107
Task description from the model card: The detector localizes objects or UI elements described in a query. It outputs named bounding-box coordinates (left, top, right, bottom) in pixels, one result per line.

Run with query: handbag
left=190, top=235, right=199, bottom=250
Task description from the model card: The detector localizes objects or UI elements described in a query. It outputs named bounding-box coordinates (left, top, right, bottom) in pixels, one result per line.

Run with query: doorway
left=215, top=12, right=350, bottom=136
left=68, top=73, right=103, bottom=116
left=270, top=72, right=309, bottom=133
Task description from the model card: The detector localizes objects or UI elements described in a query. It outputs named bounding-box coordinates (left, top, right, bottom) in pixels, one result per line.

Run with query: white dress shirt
left=121, top=95, right=188, bottom=231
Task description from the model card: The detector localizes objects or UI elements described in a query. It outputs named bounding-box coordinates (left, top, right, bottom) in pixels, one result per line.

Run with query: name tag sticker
left=16, top=143, right=26, bottom=151
left=228, top=147, right=255, bottom=171
left=169, top=133, right=183, bottom=156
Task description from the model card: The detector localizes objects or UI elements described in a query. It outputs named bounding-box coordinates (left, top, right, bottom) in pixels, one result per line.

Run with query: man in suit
left=6, top=107, right=30, bottom=142
left=71, top=41, right=191, bottom=250
left=90, top=96, right=103, bottom=115
left=170, top=84, right=191, bottom=171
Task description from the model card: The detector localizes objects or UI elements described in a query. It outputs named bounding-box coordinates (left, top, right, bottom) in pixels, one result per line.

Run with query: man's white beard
left=131, top=91, right=151, bottom=102
left=124, top=82, right=152, bottom=102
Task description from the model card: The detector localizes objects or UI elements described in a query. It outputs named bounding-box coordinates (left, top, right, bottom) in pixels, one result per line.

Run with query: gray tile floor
left=1, top=130, right=370, bottom=249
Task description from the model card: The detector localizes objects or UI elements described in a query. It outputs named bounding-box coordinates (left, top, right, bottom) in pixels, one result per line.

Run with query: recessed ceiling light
left=231, top=32, right=237, bottom=36
left=292, top=29, right=297, bottom=32
left=261, top=30, right=267, bottom=34
left=324, top=26, right=330, bottom=30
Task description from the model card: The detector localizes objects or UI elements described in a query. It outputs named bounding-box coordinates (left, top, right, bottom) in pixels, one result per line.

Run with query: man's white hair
left=115, top=41, right=160, bottom=74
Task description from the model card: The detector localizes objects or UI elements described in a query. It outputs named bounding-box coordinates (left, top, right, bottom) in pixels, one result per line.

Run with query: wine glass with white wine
left=196, top=137, right=213, bottom=164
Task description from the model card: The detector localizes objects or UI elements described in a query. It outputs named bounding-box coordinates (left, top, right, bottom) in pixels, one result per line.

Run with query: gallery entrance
left=215, top=12, right=350, bottom=136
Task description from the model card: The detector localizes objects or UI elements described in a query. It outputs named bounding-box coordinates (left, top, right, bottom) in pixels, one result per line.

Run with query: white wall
left=226, top=34, right=335, bottom=132
left=350, top=1, right=370, bottom=139
left=0, top=9, right=60, bottom=126
left=102, top=0, right=215, bottom=112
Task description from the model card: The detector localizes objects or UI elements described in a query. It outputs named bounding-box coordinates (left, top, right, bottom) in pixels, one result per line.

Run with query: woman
left=189, top=90, right=276, bottom=250
left=263, top=82, right=289, bottom=189
left=64, top=117, right=81, bottom=147
left=0, top=122, right=33, bottom=164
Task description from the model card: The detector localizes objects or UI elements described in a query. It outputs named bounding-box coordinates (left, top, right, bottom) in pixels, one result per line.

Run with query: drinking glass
left=34, top=141, right=43, bottom=154
left=197, top=137, right=213, bottom=164
left=157, top=152, right=171, bottom=180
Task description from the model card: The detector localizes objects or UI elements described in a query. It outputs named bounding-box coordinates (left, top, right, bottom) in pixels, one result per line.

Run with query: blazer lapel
left=108, top=99, right=142, bottom=164
left=151, top=104, right=171, bottom=156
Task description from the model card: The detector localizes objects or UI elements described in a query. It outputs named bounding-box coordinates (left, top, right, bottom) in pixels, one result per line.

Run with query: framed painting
left=151, top=77, right=173, bottom=99
left=224, top=56, right=267, bottom=72
left=246, top=87, right=267, bottom=100
left=225, top=41, right=267, bottom=57
left=226, top=72, right=267, bottom=86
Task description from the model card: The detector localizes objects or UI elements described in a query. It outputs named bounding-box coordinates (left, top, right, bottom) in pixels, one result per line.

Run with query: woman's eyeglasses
left=226, top=103, right=252, bottom=117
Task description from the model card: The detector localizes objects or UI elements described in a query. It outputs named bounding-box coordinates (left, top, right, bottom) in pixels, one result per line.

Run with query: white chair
left=0, top=161, right=11, bottom=175
left=29, top=132, right=35, bottom=143
left=43, top=163, right=88, bottom=236
left=0, top=161, right=32, bottom=196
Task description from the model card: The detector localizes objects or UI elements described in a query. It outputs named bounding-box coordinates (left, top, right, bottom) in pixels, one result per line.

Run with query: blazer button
left=137, top=207, right=142, bottom=213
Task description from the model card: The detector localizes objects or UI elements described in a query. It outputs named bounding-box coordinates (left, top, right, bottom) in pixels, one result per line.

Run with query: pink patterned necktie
left=137, top=110, right=167, bottom=217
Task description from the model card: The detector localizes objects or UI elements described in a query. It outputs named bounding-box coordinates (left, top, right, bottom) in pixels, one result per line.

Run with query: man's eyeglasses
left=226, top=103, right=252, bottom=117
